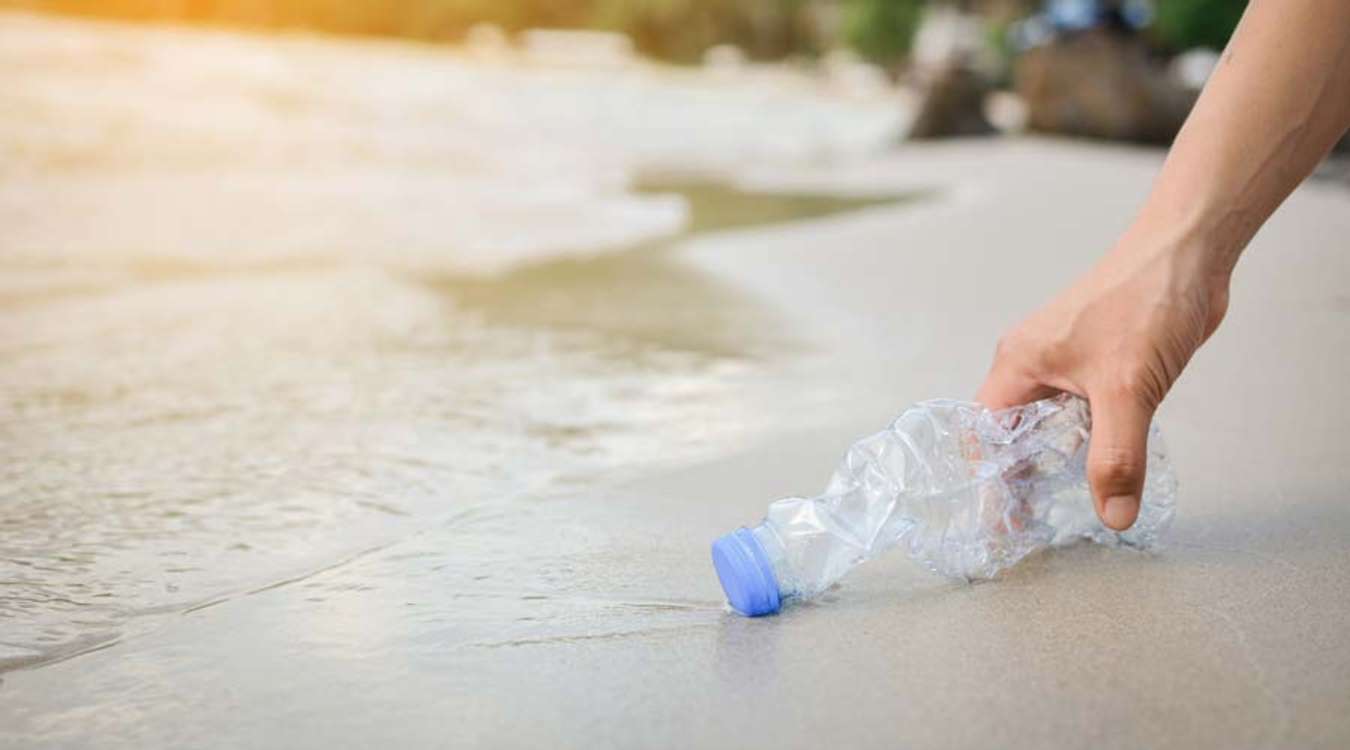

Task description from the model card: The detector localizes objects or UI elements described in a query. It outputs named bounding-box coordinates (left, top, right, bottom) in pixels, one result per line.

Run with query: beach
left=3, top=12, right=1350, bottom=749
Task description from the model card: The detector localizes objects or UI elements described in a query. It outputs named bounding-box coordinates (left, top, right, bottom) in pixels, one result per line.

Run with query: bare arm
left=978, top=0, right=1350, bottom=530
left=1146, top=0, right=1350, bottom=275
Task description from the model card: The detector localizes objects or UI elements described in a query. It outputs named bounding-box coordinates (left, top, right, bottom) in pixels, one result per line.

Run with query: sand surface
left=3, top=13, right=1349, bottom=750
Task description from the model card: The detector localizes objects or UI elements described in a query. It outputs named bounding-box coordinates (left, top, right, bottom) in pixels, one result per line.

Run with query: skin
left=978, top=0, right=1350, bottom=530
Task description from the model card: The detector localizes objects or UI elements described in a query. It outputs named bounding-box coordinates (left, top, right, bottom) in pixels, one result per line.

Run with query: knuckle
left=1108, top=366, right=1164, bottom=407
left=1034, top=336, right=1066, bottom=373
left=1090, top=451, right=1145, bottom=493
left=994, top=329, right=1045, bottom=371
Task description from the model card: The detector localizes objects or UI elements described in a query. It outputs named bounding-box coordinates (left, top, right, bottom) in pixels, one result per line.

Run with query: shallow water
left=0, top=13, right=918, bottom=672
left=0, top=180, right=910, bottom=671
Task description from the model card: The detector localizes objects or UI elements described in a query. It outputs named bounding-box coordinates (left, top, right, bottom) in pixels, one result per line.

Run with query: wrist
left=1125, top=200, right=1245, bottom=283
left=1103, top=215, right=1234, bottom=340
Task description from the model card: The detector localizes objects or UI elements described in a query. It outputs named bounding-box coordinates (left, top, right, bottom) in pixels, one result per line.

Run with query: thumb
left=1085, top=390, right=1155, bottom=531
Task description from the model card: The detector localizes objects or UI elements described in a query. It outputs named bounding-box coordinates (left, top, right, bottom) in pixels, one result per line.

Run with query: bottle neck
left=749, top=521, right=795, bottom=598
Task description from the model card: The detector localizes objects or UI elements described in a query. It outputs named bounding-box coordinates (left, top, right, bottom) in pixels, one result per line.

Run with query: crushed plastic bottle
left=710, top=394, right=1177, bottom=616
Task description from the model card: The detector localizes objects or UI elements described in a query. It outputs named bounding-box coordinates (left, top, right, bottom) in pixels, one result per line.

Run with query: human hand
left=979, top=0, right=1350, bottom=530
left=976, top=229, right=1231, bottom=530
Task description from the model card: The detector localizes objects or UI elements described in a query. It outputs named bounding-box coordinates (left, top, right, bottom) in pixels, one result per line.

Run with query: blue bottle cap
left=711, top=527, right=781, bottom=617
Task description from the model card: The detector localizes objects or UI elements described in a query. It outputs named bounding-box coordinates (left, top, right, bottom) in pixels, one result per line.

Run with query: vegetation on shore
left=5, top=0, right=1245, bottom=65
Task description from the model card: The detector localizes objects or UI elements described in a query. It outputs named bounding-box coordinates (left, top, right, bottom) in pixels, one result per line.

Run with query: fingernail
left=1102, top=495, right=1138, bottom=531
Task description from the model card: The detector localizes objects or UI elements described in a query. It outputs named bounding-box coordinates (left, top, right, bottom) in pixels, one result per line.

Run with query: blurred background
left=3, top=0, right=1261, bottom=143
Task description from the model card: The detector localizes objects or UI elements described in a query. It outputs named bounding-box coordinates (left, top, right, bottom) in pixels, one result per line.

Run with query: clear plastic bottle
left=710, top=394, right=1177, bottom=616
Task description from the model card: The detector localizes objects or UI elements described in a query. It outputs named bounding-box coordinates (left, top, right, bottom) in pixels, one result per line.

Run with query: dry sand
left=2, top=138, right=1348, bottom=749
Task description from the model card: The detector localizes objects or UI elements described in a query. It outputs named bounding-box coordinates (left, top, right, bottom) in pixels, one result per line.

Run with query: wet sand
left=4, top=13, right=1350, bottom=750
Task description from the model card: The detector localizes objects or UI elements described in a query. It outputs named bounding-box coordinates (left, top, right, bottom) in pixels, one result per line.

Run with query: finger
left=976, top=359, right=1059, bottom=410
left=1085, top=390, right=1155, bottom=531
